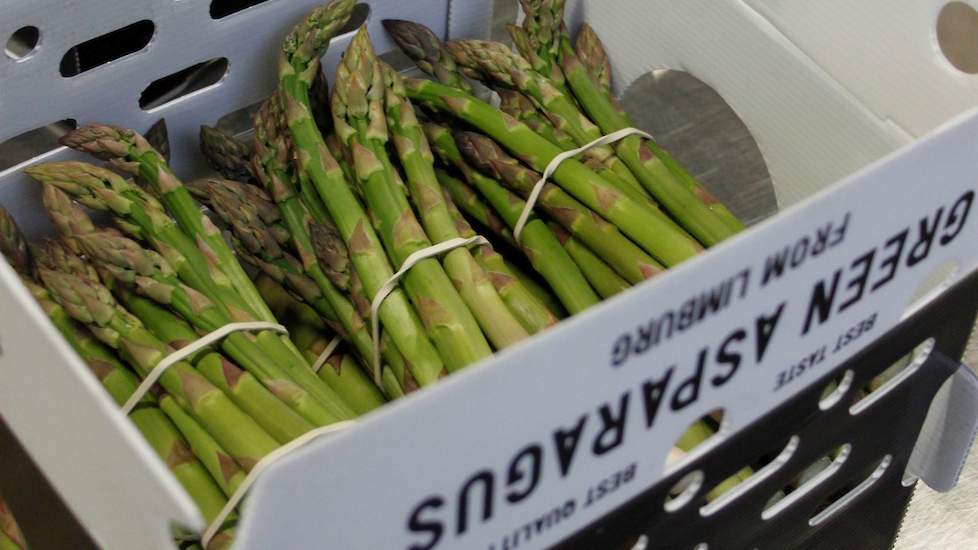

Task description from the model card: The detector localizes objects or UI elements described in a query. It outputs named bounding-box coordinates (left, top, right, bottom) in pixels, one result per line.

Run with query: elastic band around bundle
left=200, top=420, right=356, bottom=548
left=121, top=322, right=288, bottom=414
left=369, top=235, right=490, bottom=385
left=513, top=127, right=657, bottom=243
left=311, top=336, right=343, bottom=374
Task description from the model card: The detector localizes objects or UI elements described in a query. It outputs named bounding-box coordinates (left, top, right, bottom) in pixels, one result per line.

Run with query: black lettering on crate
left=802, top=190, right=973, bottom=335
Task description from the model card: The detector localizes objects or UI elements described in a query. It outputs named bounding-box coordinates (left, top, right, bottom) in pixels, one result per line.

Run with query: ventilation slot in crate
left=59, top=20, right=155, bottom=77
left=139, top=58, right=229, bottom=111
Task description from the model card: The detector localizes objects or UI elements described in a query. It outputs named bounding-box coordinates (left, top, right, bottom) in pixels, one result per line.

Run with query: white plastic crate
left=1, top=1, right=978, bottom=548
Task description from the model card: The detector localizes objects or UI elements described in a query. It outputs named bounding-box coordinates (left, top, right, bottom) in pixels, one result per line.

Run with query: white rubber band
left=513, top=127, right=656, bottom=243
left=121, top=321, right=288, bottom=415
left=200, top=421, right=357, bottom=547
left=369, top=236, right=490, bottom=385
left=311, top=336, right=343, bottom=374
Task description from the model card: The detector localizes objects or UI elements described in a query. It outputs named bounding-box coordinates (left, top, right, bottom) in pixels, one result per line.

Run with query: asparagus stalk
left=503, top=258, right=568, bottom=319
left=455, top=130, right=664, bottom=284
left=199, top=125, right=256, bottom=183
left=279, top=1, right=450, bottom=386
left=553, top=24, right=744, bottom=240
left=257, top=274, right=408, bottom=400
left=254, top=98, right=416, bottom=394
left=440, top=188, right=559, bottom=333
left=425, top=122, right=599, bottom=313
left=381, top=19, right=473, bottom=92
left=257, top=273, right=407, bottom=399
left=548, top=223, right=630, bottom=299
left=289, top=322, right=386, bottom=414
left=383, top=64, right=529, bottom=349
left=157, top=393, right=247, bottom=496
left=406, top=79, right=703, bottom=266
left=435, top=167, right=517, bottom=247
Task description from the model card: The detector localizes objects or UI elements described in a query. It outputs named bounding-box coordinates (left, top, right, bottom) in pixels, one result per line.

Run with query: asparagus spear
left=254, top=97, right=416, bottom=394
left=199, top=125, right=256, bottom=183
left=145, top=118, right=171, bottom=164
left=289, top=322, right=386, bottom=414
left=440, top=187, right=559, bottom=334
left=497, top=88, right=577, bottom=150
left=0, top=208, right=30, bottom=276
left=383, top=64, right=529, bottom=349
left=406, top=79, right=703, bottom=266
left=513, top=0, right=570, bottom=96
left=425, top=122, right=598, bottom=313
left=503, top=257, right=567, bottom=319
left=553, top=23, right=744, bottom=239
left=279, top=1, right=449, bottom=386
left=573, top=23, right=612, bottom=94
left=381, top=19, right=473, bottom=92
left=455, top=130, right=664, bottom=284
left=549, top=223, right=630, bottom=299
left=435, top=167, right=517, bottom=247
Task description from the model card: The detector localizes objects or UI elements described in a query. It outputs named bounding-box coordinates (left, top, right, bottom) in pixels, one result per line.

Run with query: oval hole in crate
left=4, top=26, right=40, bottom=61
left=0, top=119, right=77, bottom=173
left=762, top=444, right=851, bottom=520
left=664, top=470, right=704, bottom=513
left=809, top=455, right=892, bottom=526
left=938, top=2, right=978, bottom=74
left=666, top=409, right=726, bottom=471
left=59, top=20, right=155, bottom=78
left=139, top=58, right=229, bottom=111
left=850, top=338, right=935, bottom=415
left=210, top=0, right=272, bottom=19
left=818, top=369, right=854, bottom=410
left=699, top=435, right=799, bottom=517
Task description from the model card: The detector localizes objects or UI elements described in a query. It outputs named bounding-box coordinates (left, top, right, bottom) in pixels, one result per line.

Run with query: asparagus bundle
left=1, top=207, right=238, bottom=549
